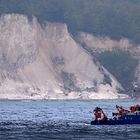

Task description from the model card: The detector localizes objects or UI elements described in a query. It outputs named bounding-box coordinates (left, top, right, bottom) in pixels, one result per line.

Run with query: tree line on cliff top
left=0, top=0, right=140, bottom=43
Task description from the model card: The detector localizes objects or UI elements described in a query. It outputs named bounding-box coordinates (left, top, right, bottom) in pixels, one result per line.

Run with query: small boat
left=91, top=105, right=140, bottom=125
left=91, top=114, right=140, bottom=125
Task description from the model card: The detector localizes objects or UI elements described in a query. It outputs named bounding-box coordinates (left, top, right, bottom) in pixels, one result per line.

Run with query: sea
left=0, top=98, right=140, bottom=140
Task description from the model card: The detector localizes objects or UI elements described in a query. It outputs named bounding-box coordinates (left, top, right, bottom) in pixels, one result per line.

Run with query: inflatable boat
left=91, top=114, right=140, bottom=125
left=91, top=105, right=140, bottom=125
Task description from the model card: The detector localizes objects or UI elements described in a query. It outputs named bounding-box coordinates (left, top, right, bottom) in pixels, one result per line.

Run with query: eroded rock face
left=0, top=14, right=40, bottom=72
left=0, top=14, right=127, bottom=99
left=77, top=32, right=140, bottom=97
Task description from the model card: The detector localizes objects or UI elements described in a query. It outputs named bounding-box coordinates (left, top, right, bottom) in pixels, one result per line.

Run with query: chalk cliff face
left=77, top=32, right=140, bottom=96
left=0, top=14, right=127, bottom=99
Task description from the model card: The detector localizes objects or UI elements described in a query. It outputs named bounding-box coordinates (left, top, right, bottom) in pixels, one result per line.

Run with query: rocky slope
left=0, top=14, right=128, bottom=99
left=77, top=32, right=140, bottom=96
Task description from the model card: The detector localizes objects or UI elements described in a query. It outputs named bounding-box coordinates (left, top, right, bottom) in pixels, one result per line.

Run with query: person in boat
left=112, top=105, right=129, bottom=120
left=116, top=105, right=129, bottom=116
left=130, top=105, right=140, bottom=114
left=93, top=107, right=107, bottom=121
left=130, top=105, right=136, bottom=113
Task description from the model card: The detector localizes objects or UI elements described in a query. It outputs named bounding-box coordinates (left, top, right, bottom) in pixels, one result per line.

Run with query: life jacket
left=117, top=106, right=129, bottom=115
left=121, top=109, right=129, bottom=114
left=130, top=106, right=136, bottom=113
left=95, top=111, right=106, bottom=120
left=95, top=112, right=101, bottom=120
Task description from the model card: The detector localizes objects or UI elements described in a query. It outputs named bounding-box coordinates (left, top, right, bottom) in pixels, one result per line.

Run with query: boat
left=91, top=114, right=140, bottom=125
left=91, top=105, right=140, bottom=125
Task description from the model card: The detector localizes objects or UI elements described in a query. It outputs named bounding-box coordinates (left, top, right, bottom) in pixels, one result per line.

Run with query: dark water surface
left=0, top=99, right=140, bottom=140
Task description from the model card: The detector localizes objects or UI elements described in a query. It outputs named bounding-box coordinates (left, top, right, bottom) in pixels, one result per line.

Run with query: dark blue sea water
left=0, top=99, right=140, bottom=140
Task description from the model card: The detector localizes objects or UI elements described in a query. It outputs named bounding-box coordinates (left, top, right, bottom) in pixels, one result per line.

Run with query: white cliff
left=0, top=14, right=128, bottom=99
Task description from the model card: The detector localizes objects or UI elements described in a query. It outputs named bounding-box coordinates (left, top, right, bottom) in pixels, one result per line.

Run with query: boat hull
left=91, top=115, right=140, bottom=125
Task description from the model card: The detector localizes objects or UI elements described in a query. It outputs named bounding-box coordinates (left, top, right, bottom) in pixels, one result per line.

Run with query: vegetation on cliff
left=0, top=0, right=140, bottom=43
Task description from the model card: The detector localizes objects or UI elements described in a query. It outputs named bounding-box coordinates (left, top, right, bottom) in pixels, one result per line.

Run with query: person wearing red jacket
left=94, top=107, right=107, bottom=121
left=116, top=105, right=129, bottom=115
